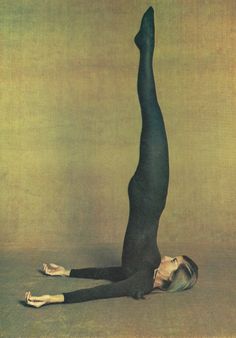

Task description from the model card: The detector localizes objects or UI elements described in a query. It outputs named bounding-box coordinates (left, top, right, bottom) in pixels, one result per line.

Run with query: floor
left=1, top=242, right=235, bottom=338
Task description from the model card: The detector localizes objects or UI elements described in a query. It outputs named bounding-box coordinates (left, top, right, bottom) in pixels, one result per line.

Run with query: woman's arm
left=25, top=269, right=154, bottom=307
left=43, top=263, right=125, bottom=282
left=69, top=266, right=125, bottom=282
left=63, top=276, right=145, bottom=304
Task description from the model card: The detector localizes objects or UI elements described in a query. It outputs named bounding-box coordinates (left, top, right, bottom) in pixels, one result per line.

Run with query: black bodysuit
left=63, top=7, right=169, bottom=304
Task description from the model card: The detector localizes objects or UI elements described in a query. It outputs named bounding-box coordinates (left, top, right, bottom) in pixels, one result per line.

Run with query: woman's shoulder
left=126, top=267, right=154, bottom=299
left=135, top=265, right=154, bottom=287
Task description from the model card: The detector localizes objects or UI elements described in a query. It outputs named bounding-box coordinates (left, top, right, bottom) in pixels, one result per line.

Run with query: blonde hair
left=160, top=255, right=198, bottom=292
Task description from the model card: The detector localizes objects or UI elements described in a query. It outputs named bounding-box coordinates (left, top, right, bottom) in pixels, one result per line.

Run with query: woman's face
left=158, top=255, right=184, bottom=279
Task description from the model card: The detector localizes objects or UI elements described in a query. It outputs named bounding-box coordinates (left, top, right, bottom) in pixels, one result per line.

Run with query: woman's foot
left=134, top=7, right=155, bottom=52
left=25, top=291, right=50, bottom=308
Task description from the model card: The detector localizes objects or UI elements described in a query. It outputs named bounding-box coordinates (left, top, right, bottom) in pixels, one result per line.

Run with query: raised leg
left=122, top=7, right=169, bottom=274
left=134, top=7, right=169, bottom=208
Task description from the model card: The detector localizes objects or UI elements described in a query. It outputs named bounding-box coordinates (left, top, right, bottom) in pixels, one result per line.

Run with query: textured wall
left=1, top=0, right=235, bottom=249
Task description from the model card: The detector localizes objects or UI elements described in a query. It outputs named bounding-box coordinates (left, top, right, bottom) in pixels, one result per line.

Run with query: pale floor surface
left=1, top=242, right=235, bottom=338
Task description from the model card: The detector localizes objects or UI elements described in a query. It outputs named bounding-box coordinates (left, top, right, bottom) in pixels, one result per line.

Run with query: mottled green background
left=1, top=0, right=235, bottom=250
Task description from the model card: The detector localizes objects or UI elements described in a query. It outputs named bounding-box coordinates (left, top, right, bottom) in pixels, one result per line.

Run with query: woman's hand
left=25, top=291, right=50, bottom=308
left=42, top=263, right=70, bottom=277
left=25, top=291, right=64, bottom=308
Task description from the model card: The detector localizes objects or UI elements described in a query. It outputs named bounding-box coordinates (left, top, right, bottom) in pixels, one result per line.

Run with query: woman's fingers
left=45, top=265, right=51, bottom=274
left=43, top=263, right=49, bottom=273
left=25, top=291, right=48, bottom=308
left=42, top=263, right=61, bottom=275
left=25, top=291, right=31, bottom=302
left=28, top=295, right=44, bottom=301
left=49, top=263, right=59, bottom=268
left=42, top=263, right=54, bottom=275
left=25, top=291, right=39, bottom=302
left=42, top=264, right=48, bottom=275
left=42, top=263, right=46, bottom=273
left=27, top=300, right=43, bottom=308
left=27, top=299, right=45, bottom=308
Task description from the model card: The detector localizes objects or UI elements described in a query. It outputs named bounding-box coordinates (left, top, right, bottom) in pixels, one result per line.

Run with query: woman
left=25, top=7, right=198, bottom=308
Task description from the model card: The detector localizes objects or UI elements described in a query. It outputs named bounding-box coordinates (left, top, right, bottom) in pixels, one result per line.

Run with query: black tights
left=69, top=8, right=169, bottom=282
